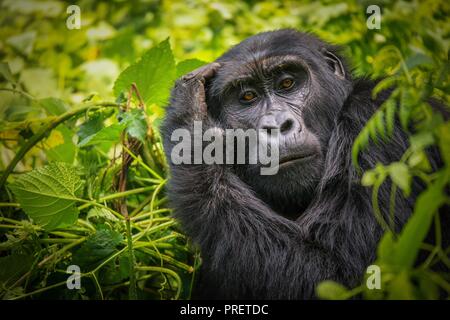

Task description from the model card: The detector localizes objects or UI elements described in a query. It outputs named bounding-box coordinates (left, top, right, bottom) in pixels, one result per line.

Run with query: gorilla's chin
left=237, top=160, right=322, bottom=219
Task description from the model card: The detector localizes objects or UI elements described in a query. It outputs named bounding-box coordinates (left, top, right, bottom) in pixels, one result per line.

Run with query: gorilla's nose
left=259, top=112, right=300, bottom=136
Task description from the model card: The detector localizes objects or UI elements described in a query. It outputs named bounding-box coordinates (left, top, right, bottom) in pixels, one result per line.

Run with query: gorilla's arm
left=162, top=66, right=382, bottom=299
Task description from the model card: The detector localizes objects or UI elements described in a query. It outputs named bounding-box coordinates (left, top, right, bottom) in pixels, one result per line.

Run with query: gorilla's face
left=207, top=30, right=352, bottom=217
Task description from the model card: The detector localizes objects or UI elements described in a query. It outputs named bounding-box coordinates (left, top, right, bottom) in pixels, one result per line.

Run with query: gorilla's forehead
left=209, top=29, right=326, bottom=96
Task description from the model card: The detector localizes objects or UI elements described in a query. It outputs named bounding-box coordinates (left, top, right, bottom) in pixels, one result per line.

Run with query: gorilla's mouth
left=278, top=153, right=315, bottom=168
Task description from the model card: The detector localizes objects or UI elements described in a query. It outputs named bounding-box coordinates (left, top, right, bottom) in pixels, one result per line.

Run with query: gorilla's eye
left=240, top=90, right=257, bottom=103
left=279, top=78, right=295, bottom=90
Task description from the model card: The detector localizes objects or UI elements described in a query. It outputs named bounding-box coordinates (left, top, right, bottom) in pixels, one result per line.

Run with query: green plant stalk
left=135, top=266, right=182, bottom=299
left=125, top=218, right=138, bottom=299
left=0, top=102, right=122, bottom=188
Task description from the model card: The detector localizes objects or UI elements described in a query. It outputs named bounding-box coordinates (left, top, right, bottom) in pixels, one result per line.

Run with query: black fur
left=161, top=29, right=448, bottom=299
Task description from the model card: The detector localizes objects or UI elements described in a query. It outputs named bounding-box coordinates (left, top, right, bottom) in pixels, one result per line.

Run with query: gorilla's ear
left=322, top=49, right=346, bottom=79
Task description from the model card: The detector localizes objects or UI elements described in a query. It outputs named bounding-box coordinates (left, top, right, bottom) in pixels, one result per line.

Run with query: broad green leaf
left=72, top=228, right=123, bottom=269
left=9, top=162, right=83, bottom=230
left=45, top=125, right=76, bottom=163
left=0, top=254, right=33, bottom=286
left=176, top=59, right=206, bottom=78
left=77, top=113, right=105, bottom=143
left=316, top=280, right=349, bottom=300
left=113, top=39, right=176, bottom=106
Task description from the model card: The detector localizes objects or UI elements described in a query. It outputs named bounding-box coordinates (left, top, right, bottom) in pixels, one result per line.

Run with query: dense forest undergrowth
left=0, top=0, right=449, bottom=299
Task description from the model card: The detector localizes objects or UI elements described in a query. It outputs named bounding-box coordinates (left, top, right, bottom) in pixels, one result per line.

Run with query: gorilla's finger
left=182, top=62, right=221, bottom=82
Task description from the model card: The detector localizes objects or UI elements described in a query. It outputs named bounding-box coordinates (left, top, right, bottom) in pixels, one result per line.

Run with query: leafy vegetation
left=0, top=0, right=449, bottom=300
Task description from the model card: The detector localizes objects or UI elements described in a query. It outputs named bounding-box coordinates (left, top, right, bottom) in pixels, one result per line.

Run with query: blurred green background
left=0, top=0, right=449, bottom=300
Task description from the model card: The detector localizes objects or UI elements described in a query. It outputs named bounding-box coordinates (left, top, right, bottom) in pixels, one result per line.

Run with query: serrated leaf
left=9, top=162, right=83, bottom=230
left=113, top=39, right=176, bottom=106
left=176, top=59, right=206, bottom=78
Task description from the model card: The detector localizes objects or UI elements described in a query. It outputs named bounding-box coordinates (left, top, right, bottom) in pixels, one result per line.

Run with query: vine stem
left=0, top=102, right=123, bottom=188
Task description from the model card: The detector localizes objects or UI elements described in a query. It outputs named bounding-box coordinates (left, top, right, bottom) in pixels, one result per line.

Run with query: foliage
left=0, top=0, right=449, bottom=300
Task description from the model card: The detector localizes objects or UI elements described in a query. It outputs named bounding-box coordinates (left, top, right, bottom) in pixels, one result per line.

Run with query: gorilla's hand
left=171, top=62, right=221, bottom=122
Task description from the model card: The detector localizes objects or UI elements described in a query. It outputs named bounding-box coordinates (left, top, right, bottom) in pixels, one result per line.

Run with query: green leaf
left=361, top=170, right=377, bottom=186
left=45, top=125, right=76, bottom=163
left=72, top=228, right=123, bottom=269
left=78, top=123, right=124, bottom=147
left=377, top=231, right=395, bottom=264
left=410, top=132, right=434, bottom=151
left=113, top=39, right=176, bottom=106
left=9, top=162, right=83, bottom=230
left=6, top=31, right=36, bottom=56
left=0, top=62, right=16, bottom=84
left=0, top=254, right=33, bottom=286
left=121, top=108, right=148, bottom=142
left=87, top=207, right=119, bottom=223
left=38, top=97, right=69, bottom=116
left=385, top=98, right=396, bottom=137
left=404, top=53, right=433, bottom=70
left=438, top=122, right=450, bottom=165
left=176, top=59, right=206, bottom=78
left=393, top=171, right=447, bottom=268
left=387, top=271, right=415, bottom=300
left=77, top=113, right=105, bottom=143
left=316, top=280, right=349, bottom=300
left=372, top=77, right=397, bottom=99
left=388, top=162, right=411, bottom=196
left=407, top=151, right=431, bottom=172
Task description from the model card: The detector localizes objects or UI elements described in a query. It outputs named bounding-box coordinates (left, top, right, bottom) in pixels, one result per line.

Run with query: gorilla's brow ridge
left=217, top=54, right=306, bottom=97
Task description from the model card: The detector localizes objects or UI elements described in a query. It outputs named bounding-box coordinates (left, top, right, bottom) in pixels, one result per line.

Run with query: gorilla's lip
left=278, top=153, right=315, bottom=167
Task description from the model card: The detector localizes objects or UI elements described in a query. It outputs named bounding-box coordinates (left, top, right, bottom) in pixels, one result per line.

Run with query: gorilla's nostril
left=280, top=119, right=294, bottom=134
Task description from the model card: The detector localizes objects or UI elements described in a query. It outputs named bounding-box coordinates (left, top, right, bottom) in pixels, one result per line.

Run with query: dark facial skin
left=206, top=30, right=352, bottom=217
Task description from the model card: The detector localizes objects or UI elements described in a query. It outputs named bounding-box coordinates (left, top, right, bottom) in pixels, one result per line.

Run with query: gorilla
left=161, top=29, right=448, bottom=299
